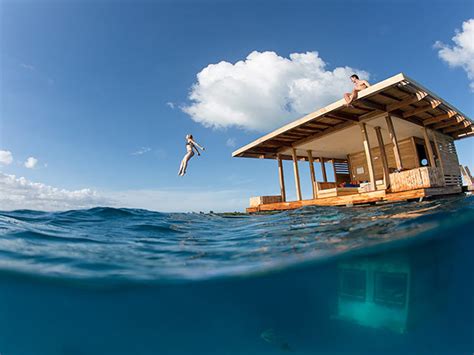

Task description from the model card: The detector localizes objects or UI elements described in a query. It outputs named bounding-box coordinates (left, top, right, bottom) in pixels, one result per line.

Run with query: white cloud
left=131, top=147, right=151, bottom=155
left=166, top=102, right=175, bottom=109
left=0, top=150, right=13, bottom=166
left=0, top=172, right=247, bottom=212
left=435, top=19, right=474, bottom=90
left=183, top=50, right=369, bottom=132
left=0, top=172, right=109, bottom=211
left=24, top=156, right=38, bottom=169
left=226, top=138, right=237, bottom=147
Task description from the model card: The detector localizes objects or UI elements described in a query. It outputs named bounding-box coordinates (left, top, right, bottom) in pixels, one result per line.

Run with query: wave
left=0, top=195, right=473, bottom=284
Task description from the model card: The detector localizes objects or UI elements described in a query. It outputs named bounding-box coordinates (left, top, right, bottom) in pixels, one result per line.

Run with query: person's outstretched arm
left=362, top=80, right=370, bottom=87
left=191, top=139, right=205, bottom=151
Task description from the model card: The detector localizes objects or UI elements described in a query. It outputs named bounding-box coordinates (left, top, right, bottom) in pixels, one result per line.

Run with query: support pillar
left=307, top=150, right=318, bottom=199
left=291, top=148, right=302, bottom=201
left=277, top=154, right=286, bottom=202
left=374, top=126, right=390, bottom=188
left=359, top=122, right=376, bottom=191
left=320, top=157, right=328, bottom=182
left=423, top=127, right=436, bottom=168
left=385, top=114, right=403, bottom=171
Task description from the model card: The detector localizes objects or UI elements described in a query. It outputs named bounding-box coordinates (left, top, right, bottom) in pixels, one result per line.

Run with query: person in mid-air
left=178, top=134, right=205, bottom=176
left=344, top=74, right=370, bottom=107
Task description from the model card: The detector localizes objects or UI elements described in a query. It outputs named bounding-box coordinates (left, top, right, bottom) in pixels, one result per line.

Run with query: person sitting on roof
left=344, top=74, right=370, bottom=107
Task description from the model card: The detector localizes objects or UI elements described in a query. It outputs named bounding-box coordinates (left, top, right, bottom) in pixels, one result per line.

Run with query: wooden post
left=359, top=122, right=376, bottom=191
left=432, top=132, right=445, bottom=185
left=307, top=150, right=318, bottom=199
left=292, top=148, right=302, bottom=201
left=374, top=126, right=390, bottom=188
left=320, top=157, right=328, bottom=182
left=423, top=127, right=436, bottom=168
left=385, top=114, right=403, bottom=170
left=277, top=154, right=286, bottom=202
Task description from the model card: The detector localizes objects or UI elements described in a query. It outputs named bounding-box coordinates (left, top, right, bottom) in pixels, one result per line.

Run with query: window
left=339, top=269, right=366, bottom=300
left=374, top=271, right=407, bottom=307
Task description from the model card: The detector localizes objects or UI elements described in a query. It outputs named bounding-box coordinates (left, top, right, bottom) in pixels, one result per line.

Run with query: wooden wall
left=348, top=138, right=418, bottom=182
left=432, top=131, right=462, bottom=186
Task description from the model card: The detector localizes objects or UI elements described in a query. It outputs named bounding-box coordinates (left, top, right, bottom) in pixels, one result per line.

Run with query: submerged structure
left=232, top=73, right=473, bottom=212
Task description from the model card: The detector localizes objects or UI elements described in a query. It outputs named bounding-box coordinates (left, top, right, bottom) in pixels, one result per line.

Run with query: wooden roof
left=232, top=73, right=473, bottom=160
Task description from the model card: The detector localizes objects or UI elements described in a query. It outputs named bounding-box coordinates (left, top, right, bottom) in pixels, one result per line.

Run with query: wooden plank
left=359, top=122, right=376, bottom=191
left=385, top=114, right=403, bottom=170
left=277, top=154, right=286, bottom=202
left=423, top=111, right=456, bottom=125
left=374, top=126, right=390, bottom=187
left=307, top=150, right=318, bottom=199
left=292, top=148, right=302, bottom=201
left=423, top=128, right=436, bottom=168
left=402, top=99, right=441, bottom=118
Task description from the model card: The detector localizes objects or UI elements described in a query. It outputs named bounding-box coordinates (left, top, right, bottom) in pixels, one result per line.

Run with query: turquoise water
left=0, top=196, right=473, bottom=354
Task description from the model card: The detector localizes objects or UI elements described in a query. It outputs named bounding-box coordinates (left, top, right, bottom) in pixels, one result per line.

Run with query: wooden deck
left=246, top=186, right=462, bottom=213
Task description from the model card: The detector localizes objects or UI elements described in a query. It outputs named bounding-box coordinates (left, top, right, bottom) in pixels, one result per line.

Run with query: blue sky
left=1, top=0, right=473, bottom=212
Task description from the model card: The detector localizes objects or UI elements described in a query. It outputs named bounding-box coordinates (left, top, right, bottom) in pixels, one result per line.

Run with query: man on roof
left=344, top=74, right=370, bottom=107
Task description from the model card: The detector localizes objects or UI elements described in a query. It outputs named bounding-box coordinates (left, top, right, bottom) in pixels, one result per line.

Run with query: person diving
left=178, top=134, right=205, bottom=176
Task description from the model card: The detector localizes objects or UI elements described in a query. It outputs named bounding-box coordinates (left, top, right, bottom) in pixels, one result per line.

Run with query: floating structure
left=232, top=73, right=474, bottom=213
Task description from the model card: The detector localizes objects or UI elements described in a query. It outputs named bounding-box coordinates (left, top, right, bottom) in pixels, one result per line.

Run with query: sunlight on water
left=0, top=196, right=472, bottom=354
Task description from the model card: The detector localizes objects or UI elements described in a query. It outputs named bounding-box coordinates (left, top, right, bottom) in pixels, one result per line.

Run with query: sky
left=1, top=0, right=473, bottom=212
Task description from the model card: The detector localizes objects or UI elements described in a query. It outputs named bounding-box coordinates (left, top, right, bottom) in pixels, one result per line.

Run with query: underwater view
left=0, top=196, right=473, bottom=354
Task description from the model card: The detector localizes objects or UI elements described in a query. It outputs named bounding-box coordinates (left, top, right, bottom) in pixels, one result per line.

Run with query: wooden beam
left=423, top=111, right=457, bottom=125
left=402, top=100, right=441, bottom=118
left=292, top=148, right=302, bottom=201
left=320, top=157, right=328, bottom=182
left=307, top=150, right=318, bottom=199
left=326, top=112, right=360, bottom=122
left=385, top=114, right=403, bottom=170
left=355, top=98, right=386, bottom=111
left=374, top=126, right=390, bottom=187
left=386, top=90, right=428, bottom=112
left=442, top=120, right=471, bottom=134
left=433, top=115, right=465, bottom=130
left=277, top=154, right=286, bottom=202
left=359, top=122, right=376, bottom=191
left=423, top=128, right=436, bottom=168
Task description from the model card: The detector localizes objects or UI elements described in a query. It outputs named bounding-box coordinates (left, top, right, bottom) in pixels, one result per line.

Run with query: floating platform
left=247, top=186, right=462, bottom=213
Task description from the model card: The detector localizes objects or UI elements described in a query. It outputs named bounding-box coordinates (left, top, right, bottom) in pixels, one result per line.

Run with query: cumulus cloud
left=183, top=50, right=369, bottom=131
left=0, top=150, right=13, bottom=166
left=0, top=172, right=109, bottom=211
left=0, top=172, right=247, bottom=212
left=435, top=19, right=474, bottom=90
left=131, top=147, right=151, bottom=156
left=24, top=156, right=38, bottom=169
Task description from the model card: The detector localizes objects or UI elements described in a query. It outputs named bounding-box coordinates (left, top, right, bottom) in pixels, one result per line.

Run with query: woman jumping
left=178, top=134, right=205, bottom=176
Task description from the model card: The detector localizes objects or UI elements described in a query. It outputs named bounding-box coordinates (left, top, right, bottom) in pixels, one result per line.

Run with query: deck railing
left=389, top=167, right=444, bottom=192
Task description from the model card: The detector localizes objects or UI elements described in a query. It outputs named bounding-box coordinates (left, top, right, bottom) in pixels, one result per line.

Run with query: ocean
left=0, top=196, right=473, bottom=354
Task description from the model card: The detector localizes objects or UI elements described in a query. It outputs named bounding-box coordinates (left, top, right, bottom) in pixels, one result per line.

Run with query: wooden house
left=232, top=73, right=473, bottom=213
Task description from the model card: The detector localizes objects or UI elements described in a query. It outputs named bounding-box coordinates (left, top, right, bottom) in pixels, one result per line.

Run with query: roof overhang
left=232, top=73, right=473, bottom=160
